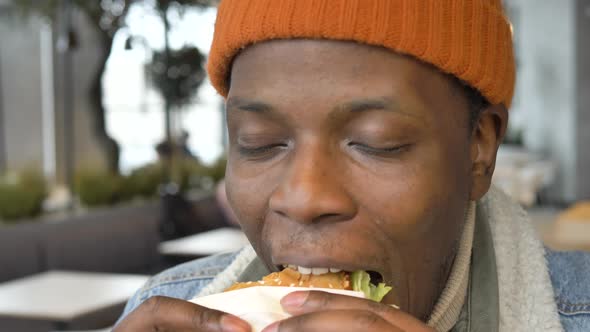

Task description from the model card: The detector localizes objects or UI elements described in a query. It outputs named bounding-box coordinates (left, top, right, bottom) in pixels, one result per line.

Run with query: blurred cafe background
left=0, top=0, right=588, bottom=331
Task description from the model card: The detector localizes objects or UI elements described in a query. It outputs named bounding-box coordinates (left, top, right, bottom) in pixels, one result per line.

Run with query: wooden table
left=159, top=227, right=250, bottom=257
left=0, top=271, right=148, bottom=331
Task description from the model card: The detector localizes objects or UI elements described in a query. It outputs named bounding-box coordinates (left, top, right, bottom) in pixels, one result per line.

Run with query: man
left=114, top=1, right=590, bottom=331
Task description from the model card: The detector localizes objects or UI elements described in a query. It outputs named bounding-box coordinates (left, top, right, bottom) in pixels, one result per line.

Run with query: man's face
left=225, top=40, right=478, bottom=320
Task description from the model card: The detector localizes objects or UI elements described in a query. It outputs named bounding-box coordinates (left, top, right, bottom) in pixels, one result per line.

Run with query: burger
left=226, top=266, right=392, bottom=302
left=192, top=267, right=394, bottom=331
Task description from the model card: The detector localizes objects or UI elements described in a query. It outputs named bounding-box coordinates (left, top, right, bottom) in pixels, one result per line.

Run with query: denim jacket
left=546, top=250, right=590, bottom=331
left=117, top=247, right=590, bottom=331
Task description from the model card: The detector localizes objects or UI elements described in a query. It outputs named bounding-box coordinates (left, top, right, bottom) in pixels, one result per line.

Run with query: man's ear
left=469, top=104, right=509, bottom=201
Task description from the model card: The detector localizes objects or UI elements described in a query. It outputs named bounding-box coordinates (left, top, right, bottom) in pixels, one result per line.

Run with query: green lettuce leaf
left=350, top=270, right=392, bottom=302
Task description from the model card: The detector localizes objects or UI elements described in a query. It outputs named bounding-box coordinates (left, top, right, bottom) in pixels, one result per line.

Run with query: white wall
left=575, top=0, right=590, bottom=201
left=0, top=6, right=111, bottom=183
left=52, top=8, right=111, bottom=178
left=508, top=0, right=589, bottom=202
left=0, top=9, right=45, bottom=172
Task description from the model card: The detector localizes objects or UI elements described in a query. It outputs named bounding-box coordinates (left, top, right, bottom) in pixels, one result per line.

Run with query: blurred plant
left=176, top=156, right=226, bottom=192
left=74, top=155, right=223, bottom=208
left=155, top=156, right=206, bottom=192
left=202, top=156, right=226, bottom=183
left=125, top=156, right=223, bottom=196
left=147, top=47, right=206, bottom=108
left=146, top=0, right=217, bottom=148
left=0, top=170, right=47, bottom=222
left=75, top=169, right=125, bottom=207
left=11, top=0, right=219, bottom=174
left=176, top=157, right=208, bottom=190
left=124, top=163, right=167, bottom=198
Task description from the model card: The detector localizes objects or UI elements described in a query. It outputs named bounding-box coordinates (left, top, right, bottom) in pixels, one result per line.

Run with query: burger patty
left=225, top=267, right=352, bottom=292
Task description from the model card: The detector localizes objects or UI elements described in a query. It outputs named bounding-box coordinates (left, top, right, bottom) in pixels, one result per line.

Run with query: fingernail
left=281, top=291, right=308, bottom=308
left=221, top=315, right=251, bottom=332
left=261, top=321, right=279, bottom=332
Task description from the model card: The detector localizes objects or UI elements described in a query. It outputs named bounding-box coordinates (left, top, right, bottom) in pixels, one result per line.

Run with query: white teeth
left=298, top=266, right=312, bottom=274
left=288, top=265, right=342, bottom=275
left=311, top=267, right=329, bottom=275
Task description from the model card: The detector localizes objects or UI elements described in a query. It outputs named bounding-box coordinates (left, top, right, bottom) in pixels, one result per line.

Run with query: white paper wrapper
left=190, top=286, right=365, bottom=332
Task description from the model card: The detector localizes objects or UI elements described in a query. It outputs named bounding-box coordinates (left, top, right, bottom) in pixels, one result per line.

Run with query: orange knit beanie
left=207, top=0, right=516, bottom=108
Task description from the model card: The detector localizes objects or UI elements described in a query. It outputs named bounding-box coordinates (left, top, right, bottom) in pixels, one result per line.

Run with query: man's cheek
left=225, top=178, right=253, bottom=223
left=226, top=178, right=267, bottom=232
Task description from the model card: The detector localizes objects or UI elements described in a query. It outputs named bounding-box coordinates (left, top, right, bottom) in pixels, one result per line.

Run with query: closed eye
left=348, top=142, right=410, bottom=157
left=238, top=143, right=289, bottom=160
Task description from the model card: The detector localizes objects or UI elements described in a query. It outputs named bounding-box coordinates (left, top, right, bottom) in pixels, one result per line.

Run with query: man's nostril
left=312, top=213, right=341, bottom=223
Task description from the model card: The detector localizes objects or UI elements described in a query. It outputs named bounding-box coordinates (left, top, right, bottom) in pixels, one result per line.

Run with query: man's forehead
left=229, top=39, right=438, bottom=95
left=228, top=39, right=459, bottom=119
left=233, top=39, right=410, bottom=68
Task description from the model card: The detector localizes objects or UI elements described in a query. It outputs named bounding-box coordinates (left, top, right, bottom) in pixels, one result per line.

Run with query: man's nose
left=268, top=148, right=357, bottom=225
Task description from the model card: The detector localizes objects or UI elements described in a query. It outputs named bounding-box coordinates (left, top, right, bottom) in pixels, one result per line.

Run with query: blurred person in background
left=114, top=1, right=590, bottom=331
left=155, top=130, right=198, bottom=162
left=179, top=130, right=198, bottom=161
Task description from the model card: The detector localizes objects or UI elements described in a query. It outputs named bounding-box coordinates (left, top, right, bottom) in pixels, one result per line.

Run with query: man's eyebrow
left=226, top=97, right=273, bottom=113
left=226, top=96, right=424, bottom=120
left=335, top=97, right=420, bottom=119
